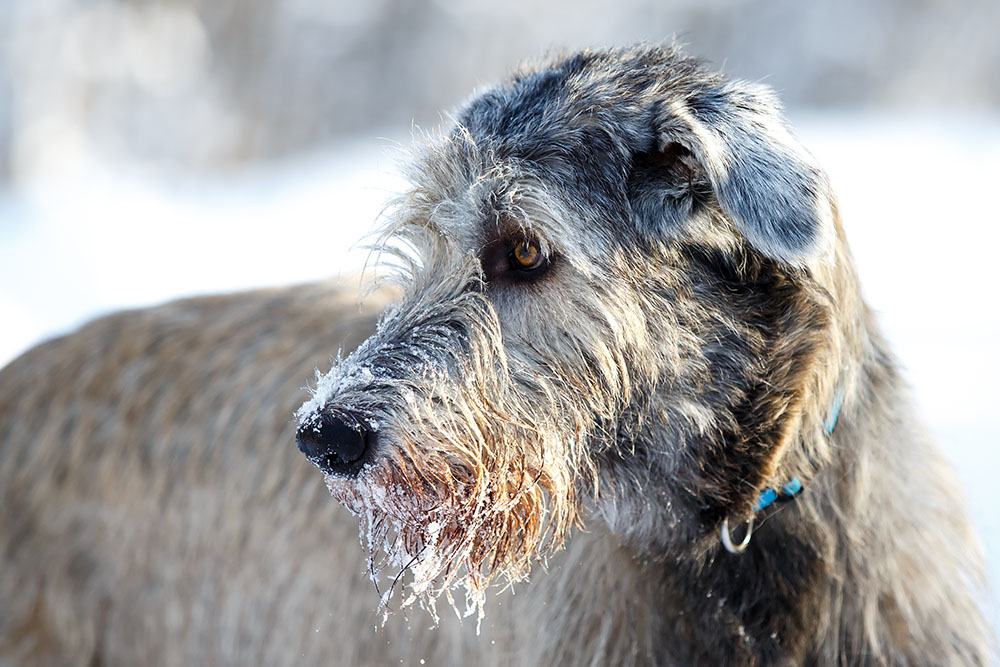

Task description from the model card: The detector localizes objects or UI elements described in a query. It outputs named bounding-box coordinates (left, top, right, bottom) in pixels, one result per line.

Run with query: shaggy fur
left=1, top=45, right=993, bottom=665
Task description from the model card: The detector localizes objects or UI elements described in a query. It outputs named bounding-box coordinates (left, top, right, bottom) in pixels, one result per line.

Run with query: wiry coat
left=0, top=46, right=992, bottom=666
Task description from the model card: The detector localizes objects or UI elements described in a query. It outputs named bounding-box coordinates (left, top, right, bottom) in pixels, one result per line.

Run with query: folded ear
left=630, top=82, right=835, bottom=264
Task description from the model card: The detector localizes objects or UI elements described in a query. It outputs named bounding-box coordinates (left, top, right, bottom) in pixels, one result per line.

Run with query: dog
left=1, top=45, right=992, bottom=666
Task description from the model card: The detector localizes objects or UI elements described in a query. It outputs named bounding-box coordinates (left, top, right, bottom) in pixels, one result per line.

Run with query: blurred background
left=1, top=0, right=998, bottom=627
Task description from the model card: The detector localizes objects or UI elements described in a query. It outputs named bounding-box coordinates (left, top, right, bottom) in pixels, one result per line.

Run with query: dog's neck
left=646, top=312, right=986, bottom=665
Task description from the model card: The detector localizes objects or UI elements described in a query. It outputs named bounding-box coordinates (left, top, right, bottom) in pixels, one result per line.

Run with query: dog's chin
left=321, top=452, right=560, bottom=622
left=323, top=464, right=462, bottom=619
left=323, top=465, right=382, bottom=516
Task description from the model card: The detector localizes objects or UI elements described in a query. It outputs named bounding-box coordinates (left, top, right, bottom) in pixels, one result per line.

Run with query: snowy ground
left=1, top=113, right=997, bottom=628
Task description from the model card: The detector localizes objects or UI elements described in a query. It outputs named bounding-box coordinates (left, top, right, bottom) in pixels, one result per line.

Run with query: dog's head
left=295, top=45, right=840, bottom=617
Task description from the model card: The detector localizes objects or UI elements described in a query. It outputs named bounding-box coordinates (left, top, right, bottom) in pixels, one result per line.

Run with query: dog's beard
left=325, top=439, right=559, bottom=627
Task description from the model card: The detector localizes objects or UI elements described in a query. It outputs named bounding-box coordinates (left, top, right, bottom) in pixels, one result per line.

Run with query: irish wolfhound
left=1, top=45, right=992, bottom=665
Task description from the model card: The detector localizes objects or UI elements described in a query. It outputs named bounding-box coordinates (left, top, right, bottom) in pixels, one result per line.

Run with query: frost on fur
left=294, top=238, right=600, bottom=623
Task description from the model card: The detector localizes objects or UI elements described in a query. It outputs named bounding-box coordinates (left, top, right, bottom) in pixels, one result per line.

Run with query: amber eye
left=510, top=239, right=545, bottom=272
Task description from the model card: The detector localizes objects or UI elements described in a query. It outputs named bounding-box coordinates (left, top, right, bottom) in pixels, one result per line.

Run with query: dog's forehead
left=401, top=135, right=622, bottom=262
left=402, top=53, right=683, bottom=259
left=395, top=47, right=746, bottom=267
left=409, top=145, right=624, bottom=264
left=454, top=58, right=643, bottom=213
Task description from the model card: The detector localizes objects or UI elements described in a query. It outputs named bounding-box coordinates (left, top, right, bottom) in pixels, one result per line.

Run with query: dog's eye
left=509, top=240, right=546, bottom=273
left=480, top=236, right=552, bottom=284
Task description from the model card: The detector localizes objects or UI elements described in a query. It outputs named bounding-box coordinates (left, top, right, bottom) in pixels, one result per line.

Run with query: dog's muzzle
left=296, top=414, right=374, bottom=476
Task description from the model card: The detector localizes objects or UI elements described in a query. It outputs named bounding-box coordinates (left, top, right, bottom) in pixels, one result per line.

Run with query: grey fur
left=1, top=45, right=993, bottom=666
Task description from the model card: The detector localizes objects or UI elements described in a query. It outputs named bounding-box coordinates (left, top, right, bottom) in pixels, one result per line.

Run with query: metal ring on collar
left=720, top=516, right=754, bottom=554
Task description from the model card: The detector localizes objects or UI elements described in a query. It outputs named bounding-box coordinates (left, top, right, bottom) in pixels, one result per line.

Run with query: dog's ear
left=629, top=83, right=834, bottom=264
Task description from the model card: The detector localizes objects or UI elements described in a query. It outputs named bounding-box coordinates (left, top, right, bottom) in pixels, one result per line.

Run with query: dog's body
left=0, top=284, right=669, bottom=666
left=1, top=46, right=992, bottom=665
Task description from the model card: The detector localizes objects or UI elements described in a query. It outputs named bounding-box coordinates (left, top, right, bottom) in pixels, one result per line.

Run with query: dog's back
left=0, top=283, right=399, bottom=664
left=0, top=282, right=662, bottom=666
left=0, top=281, right=667, bottom=666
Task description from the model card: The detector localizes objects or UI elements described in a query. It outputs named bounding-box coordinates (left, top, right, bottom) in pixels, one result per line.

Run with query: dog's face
left=295, top=46, right=836, bottom=616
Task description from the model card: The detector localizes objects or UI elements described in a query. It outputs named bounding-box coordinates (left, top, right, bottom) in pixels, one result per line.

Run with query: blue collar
left=753, top=477, right=803, bottom=512
left=824, top=386, right=845, bottom=435
left=755, top=386, right=844, bottom=510
left=723, top=387, right=845, bottom=554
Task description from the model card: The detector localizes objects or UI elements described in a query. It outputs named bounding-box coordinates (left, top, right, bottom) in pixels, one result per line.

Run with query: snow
left=0, top=112, right=997, bottom=628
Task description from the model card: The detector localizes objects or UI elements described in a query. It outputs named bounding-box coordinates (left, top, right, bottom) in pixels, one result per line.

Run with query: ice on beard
left=325, top=470, right=496, bottom=631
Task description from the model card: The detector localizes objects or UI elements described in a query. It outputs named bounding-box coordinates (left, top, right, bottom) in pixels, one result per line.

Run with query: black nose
left=296, top=415, right=374, bottom=476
